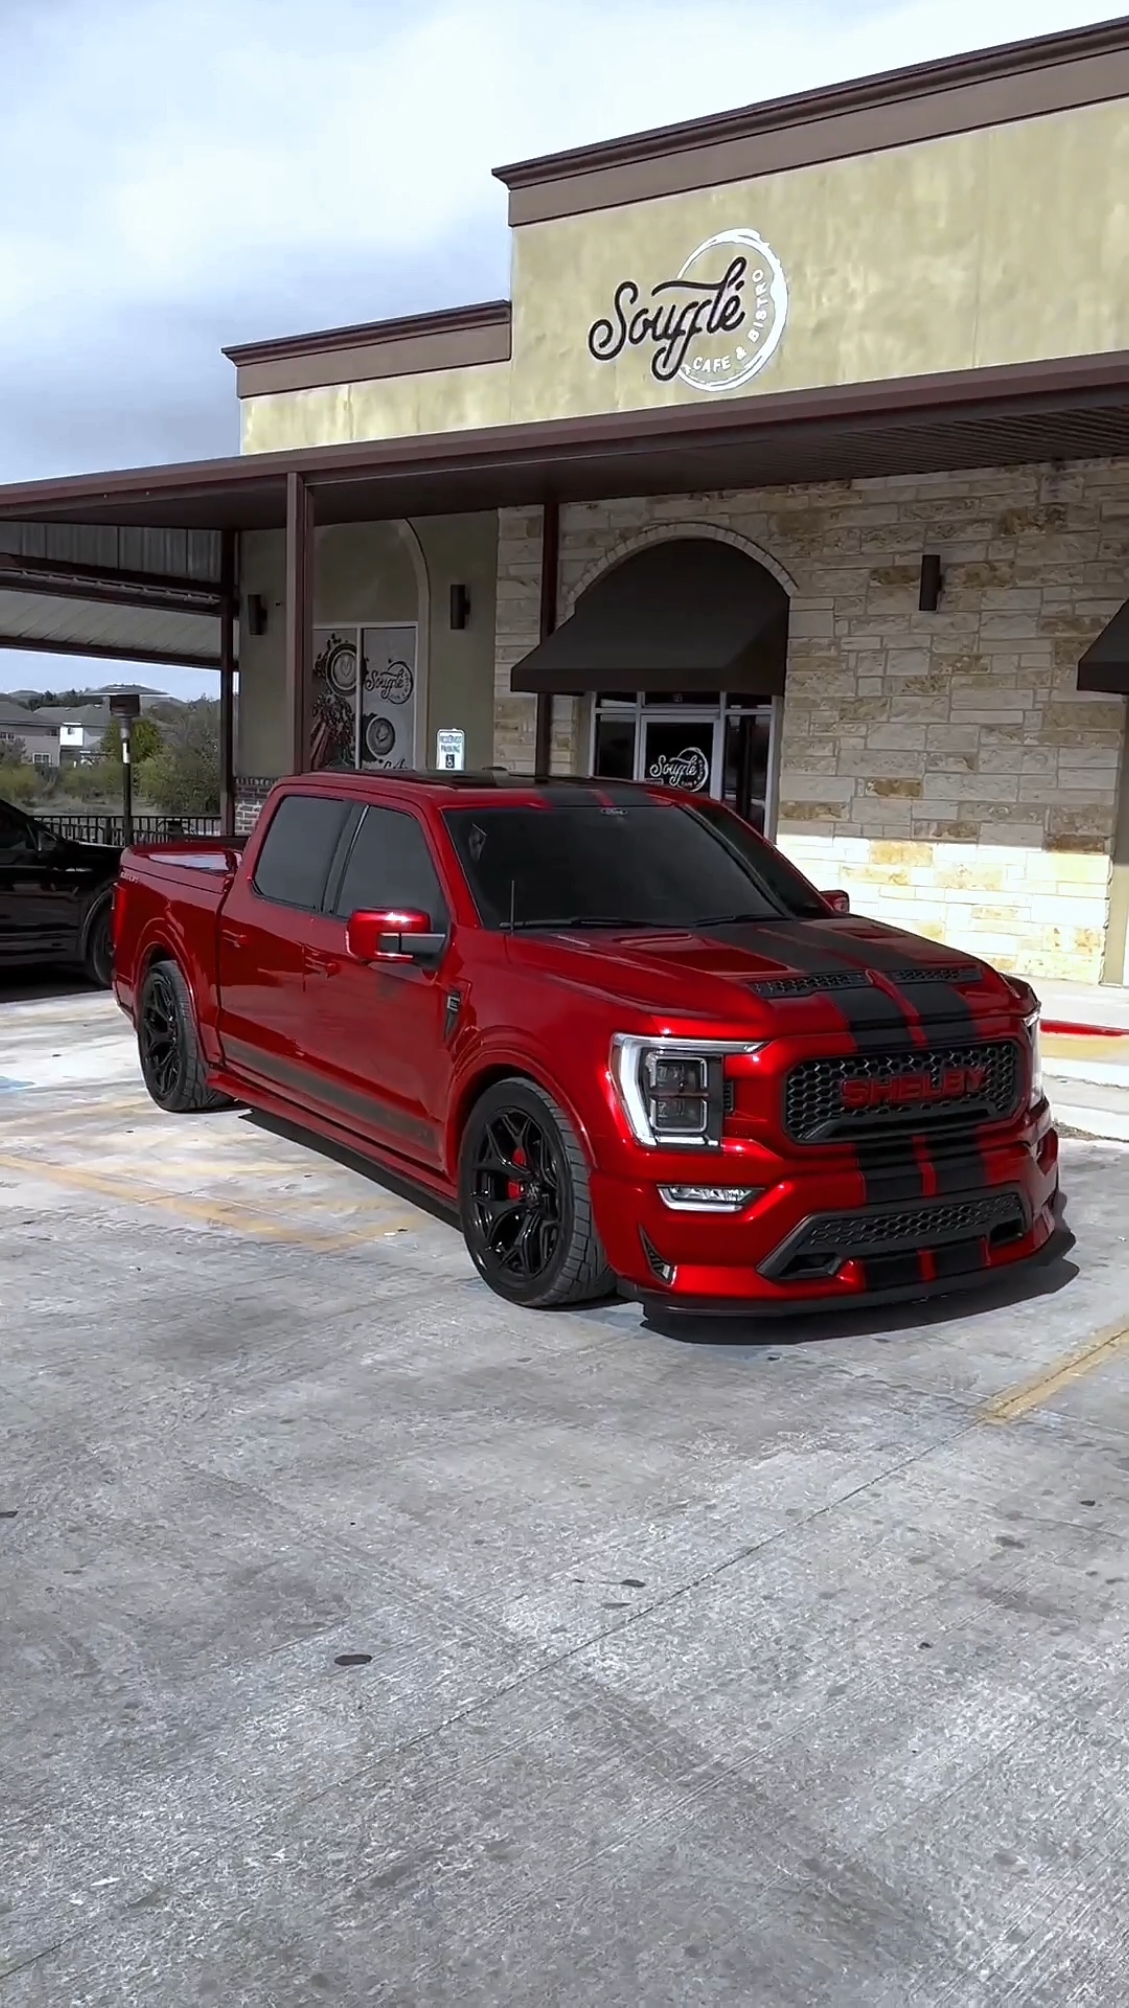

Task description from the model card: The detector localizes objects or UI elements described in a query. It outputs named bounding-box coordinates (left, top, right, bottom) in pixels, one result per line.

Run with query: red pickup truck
left=112, top=770, right=1060, bottom=1315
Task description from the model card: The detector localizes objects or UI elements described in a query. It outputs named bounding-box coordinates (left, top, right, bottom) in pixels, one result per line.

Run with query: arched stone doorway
left=510, top=535, right=789, bottom=830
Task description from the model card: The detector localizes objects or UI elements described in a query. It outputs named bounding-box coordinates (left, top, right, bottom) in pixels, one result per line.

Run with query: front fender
left=446, top=1036, right=608, bottom=1181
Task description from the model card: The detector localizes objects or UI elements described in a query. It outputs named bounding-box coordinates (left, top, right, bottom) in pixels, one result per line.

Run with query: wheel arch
left=447, top=1055, right=598, bottom=1177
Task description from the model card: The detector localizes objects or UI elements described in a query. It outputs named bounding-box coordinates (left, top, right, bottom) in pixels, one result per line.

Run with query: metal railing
left=35, top=811, right=222, bottom=846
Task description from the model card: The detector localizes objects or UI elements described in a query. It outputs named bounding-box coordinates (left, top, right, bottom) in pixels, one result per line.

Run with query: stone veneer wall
left=493, top=462, right=1129, bottom=982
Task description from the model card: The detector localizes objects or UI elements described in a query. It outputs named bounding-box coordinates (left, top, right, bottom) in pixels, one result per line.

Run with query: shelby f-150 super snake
left=111, top=770, right=1061, bottom=1314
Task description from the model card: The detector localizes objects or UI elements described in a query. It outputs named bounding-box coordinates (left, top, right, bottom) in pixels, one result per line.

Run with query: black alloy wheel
left=458, top=1077, right=614, bottom=1309
left=137, top=960, right=232, bottom=1114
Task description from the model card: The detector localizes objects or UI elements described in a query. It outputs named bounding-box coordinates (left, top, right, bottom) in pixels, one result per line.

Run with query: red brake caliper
left=507, top=1145, right=527, bottom=1201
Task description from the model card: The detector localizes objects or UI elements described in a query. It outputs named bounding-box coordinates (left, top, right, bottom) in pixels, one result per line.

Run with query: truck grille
left=763, top=1189, right=1027, bottom=1281
left=785, top=1040, right=1021, bottom=1144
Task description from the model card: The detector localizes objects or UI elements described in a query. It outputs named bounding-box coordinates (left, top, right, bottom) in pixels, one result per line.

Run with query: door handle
left=220, top=926, right=248, bottom=950
left=305, top=950, right=342, bottom=978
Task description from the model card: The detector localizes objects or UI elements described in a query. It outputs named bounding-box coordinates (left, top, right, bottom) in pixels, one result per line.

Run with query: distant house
left=0, top=697, right=60, bottom=767
left=0, top=687, right=182, bottom=768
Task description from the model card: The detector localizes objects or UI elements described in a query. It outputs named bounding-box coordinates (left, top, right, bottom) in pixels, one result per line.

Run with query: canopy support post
left=534, top=499, right=559, bottom=777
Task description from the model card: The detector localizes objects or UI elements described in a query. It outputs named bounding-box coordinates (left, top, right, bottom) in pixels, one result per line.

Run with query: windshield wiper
left=693, top=911, right=775, bottom=926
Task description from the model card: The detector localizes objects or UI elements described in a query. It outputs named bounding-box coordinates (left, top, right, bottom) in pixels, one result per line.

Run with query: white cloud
left=0, top=0, right=1113, bottom=693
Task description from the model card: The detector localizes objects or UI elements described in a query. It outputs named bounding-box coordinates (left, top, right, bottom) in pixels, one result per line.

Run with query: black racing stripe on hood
left=738, top=926, right=928, bottom=1271
left=714, top=922, right=921, bottom=1049
left=822, top=929, right=991, bottom=1212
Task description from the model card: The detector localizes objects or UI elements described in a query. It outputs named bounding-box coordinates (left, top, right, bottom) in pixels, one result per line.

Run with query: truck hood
left=510, top=914, right=1027, bottom=1032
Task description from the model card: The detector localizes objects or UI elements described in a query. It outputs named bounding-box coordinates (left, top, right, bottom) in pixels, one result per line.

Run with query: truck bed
left=112, top=841, right=245, bottom=1021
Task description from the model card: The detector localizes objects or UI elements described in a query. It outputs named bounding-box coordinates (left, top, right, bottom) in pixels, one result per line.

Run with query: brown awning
left=509, top=537, right=789, bottom=696
left=1078, top=598, right=1129, bottom=695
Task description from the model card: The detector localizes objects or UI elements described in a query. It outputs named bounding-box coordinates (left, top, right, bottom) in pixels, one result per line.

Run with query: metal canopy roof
left=0, top=521, right=226, bottom=669
left=0, top=351, right=1125, bottom=676
left=0, top=351, right=1125, bottom=537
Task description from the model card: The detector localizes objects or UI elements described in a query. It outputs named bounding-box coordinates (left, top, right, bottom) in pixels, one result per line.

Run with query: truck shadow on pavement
left=244, top=1101, right=1082, bottom=1350
left=240, top=1108, right=461, bottom=1229
left=0, top=968, right=104, bottom=1003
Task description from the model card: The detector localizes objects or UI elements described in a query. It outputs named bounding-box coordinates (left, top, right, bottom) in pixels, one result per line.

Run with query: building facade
left=224, top=21, right=1129, bottom=984
left=0, top=20, right=1127, bottom=983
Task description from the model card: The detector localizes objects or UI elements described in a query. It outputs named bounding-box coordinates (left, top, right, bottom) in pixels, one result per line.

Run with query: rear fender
left=132, top=919, right=221, bottom=1061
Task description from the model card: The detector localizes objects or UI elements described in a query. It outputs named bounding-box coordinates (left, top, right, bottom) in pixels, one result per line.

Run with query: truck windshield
left=443, top=801, right=829, bottom=931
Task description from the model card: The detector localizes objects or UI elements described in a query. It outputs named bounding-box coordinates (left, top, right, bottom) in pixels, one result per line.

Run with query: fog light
left=658, top=1185, right=762, bottom=1213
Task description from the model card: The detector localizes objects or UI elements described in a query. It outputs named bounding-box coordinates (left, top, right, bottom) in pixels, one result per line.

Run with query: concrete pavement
left=5, top=983, right=1129, bottom=2003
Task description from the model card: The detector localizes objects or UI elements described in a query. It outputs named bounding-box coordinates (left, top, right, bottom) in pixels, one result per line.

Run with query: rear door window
left=252, top=795, right=351, bottom=910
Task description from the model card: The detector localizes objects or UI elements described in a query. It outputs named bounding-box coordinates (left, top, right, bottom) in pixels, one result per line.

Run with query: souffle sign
left=586, top=227, right=789, bottom=394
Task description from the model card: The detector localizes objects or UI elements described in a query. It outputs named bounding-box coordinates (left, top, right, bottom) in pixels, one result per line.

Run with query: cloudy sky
left=0, top=0, right=1113, bottom=698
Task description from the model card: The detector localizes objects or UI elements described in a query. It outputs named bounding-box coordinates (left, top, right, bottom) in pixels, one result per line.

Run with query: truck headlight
left=610, top=1036, right=759, bottom=1149
left=1025, top=1011, right=1043, bottom=1107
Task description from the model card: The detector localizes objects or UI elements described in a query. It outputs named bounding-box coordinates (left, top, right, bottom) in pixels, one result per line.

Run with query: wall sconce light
left=450, top=584, right=471, bottom=630
left=246, top=593, right=268, bottom=636
left=918, top=554, right=943, bottom=612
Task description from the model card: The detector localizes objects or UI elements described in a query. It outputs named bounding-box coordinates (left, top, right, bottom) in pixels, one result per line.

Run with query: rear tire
left=84, top=903, right=113, bottom=988
left=459, top=1077, right=615, bottom=1309
left=137, top=960, right=232, bottom=1114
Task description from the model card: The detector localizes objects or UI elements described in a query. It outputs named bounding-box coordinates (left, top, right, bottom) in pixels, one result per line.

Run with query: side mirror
left=821, top=889, right=850, bottom=915
left=345, top=907, right=445, bottom=964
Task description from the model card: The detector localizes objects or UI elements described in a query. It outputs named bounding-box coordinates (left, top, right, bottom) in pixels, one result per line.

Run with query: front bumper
left=590, top=1114, right=1061, bottom=1314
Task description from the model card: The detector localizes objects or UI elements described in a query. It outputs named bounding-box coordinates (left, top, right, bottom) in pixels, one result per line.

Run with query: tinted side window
left=252, top=795, right=349, bottom=910
left=332, top=807, right=449, bottom=927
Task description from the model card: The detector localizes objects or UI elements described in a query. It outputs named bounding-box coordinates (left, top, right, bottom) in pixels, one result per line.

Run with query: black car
left=0, top=798, right=120, bottom=986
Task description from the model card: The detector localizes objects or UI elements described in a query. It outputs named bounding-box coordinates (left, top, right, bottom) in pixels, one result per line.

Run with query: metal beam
left=0, top=550, right=222, bottom=616
left=0, top=632, right=223, bottom=672
left=284, top=472, right=314, bottom=773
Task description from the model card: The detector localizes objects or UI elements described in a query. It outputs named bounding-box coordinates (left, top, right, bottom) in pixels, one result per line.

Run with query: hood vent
left=747, top=962, right=983, bottom=1000
left=883, top=965, right=982, bottom=986
left=747, top=972, right=871, bottom=998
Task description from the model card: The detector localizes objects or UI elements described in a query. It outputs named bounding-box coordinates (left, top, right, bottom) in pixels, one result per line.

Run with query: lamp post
left=109, top=691, right=141, bottom=846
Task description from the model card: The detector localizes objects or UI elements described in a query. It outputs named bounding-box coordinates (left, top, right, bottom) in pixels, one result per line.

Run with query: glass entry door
left=590, top=693, right=776, bottom=832
left=639, top=713, right=720, bottom=795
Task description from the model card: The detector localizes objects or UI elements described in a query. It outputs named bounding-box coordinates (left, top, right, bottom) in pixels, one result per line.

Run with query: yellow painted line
left=0, top=1152, right=423, bottom=1248
left=0, top=1097, right=145, bottom=1129
left=982, top=1315, right=1129, bottom=1424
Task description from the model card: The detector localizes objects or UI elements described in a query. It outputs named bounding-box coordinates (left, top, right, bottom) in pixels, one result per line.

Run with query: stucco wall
left=240, top=98, right=1129, bottom=452
left=494, top=461, right=1129, bottom=983
left=236, top=513, right=498, bottom=786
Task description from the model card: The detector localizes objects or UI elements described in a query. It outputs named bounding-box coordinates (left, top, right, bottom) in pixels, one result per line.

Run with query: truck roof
left=279, top=769, right=683, bottom=808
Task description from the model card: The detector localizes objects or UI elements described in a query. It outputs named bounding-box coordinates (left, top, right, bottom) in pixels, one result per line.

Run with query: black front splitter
left=621, top=1221, right=1074, bottom=1322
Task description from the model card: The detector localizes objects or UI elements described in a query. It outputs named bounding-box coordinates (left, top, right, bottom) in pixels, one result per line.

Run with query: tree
left=100, top=715, right=165, bottom=764
left=140, top=699, right=220, bottom=815
left=0, top=742, right=42, bottom=805
left=25, top=688, right=89, bottom=710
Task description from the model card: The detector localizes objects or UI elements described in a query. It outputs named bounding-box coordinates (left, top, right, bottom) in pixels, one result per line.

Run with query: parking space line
left=0, top=1151, right=424, bottom=1248
left=982, top=1314, right=1129, bottom=1424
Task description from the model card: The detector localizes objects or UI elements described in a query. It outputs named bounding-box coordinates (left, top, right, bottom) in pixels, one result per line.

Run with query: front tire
left=459, top=1078, right=615, bottom=1309
left=137, top=960, right=232, bottom=1114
